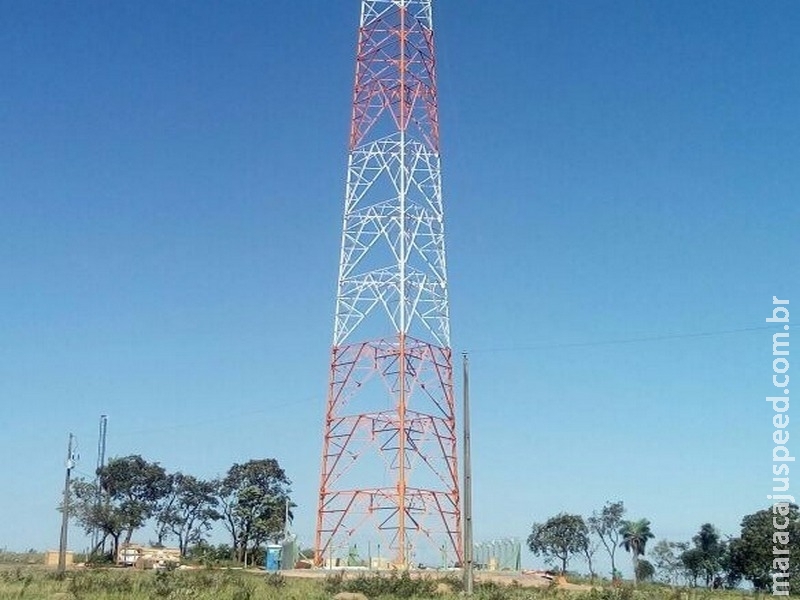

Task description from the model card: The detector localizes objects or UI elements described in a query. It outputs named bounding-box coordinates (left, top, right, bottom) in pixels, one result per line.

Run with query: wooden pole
left=58, top=433, right=75, bottom=574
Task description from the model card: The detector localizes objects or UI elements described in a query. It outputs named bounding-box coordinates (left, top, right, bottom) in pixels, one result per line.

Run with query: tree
left=684, top=523, right=726, bottom=587
left=727, top=504, right=800, bottom=593
left=153, top=472, right=177, bottom=546
left=154, top=473, right=221, bottom=556
left=619, top=518, right=655, bottom=586
left=527, top=513, right=588, bottom=575
left=719, top=542, right=742, bottom=590
left=680, top=547, right=704, bottom=587
left=186, top=541, right=235, bottom=565
left=99, top=455, right=172, bottom=546
left=219, top=459, right=292, bottom=564
left=68, top=455, right=170, bottom=559
left=588, top=501, right=625, bottom=579
left=581, top=536, right=600, bottom=582
left=636, top=558, right=655, bottom=583
left=651, top=539, right=689, bottom=586
left=68, top=479, right=126, bottom=559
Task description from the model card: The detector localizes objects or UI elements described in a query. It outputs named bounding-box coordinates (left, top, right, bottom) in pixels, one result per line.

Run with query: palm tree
left=619, top=518, right=655, bottom=585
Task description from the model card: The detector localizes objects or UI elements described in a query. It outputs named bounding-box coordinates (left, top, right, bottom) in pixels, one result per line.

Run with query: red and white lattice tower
left=315, top=0, right=460, bottom=568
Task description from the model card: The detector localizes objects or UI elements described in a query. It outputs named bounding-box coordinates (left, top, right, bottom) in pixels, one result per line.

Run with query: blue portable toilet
left=265, top=544, right=282, bottom=571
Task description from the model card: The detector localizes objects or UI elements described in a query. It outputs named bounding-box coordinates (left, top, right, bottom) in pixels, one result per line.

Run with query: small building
left=117, top=544, right=180, bottom=569
left=44, top=551, right=73, bottom=567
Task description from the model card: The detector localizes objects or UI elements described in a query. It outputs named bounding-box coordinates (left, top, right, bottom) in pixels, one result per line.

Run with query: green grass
left=0, top=568, right=329, bottom=600
left=0, top=567, right=763, bottom=600
left=0, top=550, right=43, bottom=565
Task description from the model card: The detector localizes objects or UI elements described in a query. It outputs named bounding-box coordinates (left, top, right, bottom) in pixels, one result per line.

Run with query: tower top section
left=351, top=0, right=439, bottom=152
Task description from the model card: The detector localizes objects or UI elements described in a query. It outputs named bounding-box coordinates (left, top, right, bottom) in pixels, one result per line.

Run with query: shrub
left=323, top=571, right=345, bottom=594
left=264, top=572, right=286, bottom=588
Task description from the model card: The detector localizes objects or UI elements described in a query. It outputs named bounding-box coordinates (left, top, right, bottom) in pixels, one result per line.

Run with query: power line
left=83, top=326, right=772, bottom=440
left=467, top=324, right=774, bottom=354
left=115, top=395, right=320, bottom=438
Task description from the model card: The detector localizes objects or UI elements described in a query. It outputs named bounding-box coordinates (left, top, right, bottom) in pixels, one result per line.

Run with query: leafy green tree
left=99, top=455, right=172, bottom=547
left=588, top=501, right=625, bottom=578
left=636, top=558, right=655, bottom=583
left=680, top=547, right=703, bottom=587
left=68, top=455, right=170, bottom=559
left=684, top=523, right=726, bottom=587
left=527, top=513, right=588, bottom=575
left=153, top=472, right=177, bottom=546
left=651, top=539, right=689, bottom=586
left=619, top=518, right=655, bottom=586
left=719, top=541, right=742, bottom=589
left=186, top=541, right=235, bottom=565
left=727, top=504, right=800, bottom=593
left=154, top=473, right=221, bottom=556
left=219, top=459, right=292, bottom=564
left=581, top=536, right=600, bottom=582
left=68, top=479, right=126, bottom=558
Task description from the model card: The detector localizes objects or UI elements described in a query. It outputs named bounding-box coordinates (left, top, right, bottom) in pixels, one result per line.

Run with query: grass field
left=0, top=567, right=760, bottom=600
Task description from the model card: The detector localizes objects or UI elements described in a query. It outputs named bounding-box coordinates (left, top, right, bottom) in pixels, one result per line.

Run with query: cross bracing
left=317, top=0, right=460, bottom=568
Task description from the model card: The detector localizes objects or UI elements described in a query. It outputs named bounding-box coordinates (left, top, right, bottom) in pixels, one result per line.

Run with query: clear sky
left=1, top=0, right=798, bottom=575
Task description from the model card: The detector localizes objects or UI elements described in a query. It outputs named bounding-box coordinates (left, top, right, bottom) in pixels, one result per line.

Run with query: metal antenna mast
left=315, top=0, right=460, bottom=568
left=90, top=415, right=108, bottom=554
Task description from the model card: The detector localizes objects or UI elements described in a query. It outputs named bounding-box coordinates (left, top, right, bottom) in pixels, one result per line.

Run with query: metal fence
left=474, top=539, right=522, bottom=571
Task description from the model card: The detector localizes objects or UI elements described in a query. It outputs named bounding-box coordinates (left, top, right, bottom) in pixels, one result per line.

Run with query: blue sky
left=1, top=0, right=798, bottom=574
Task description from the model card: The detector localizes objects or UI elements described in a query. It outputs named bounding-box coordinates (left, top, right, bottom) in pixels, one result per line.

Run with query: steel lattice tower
left=315, top=0, right=460, bottom=568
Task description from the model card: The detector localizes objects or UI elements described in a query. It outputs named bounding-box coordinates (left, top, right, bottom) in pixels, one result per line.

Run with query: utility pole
left=462, top=353, right=474, bottom=596
left=58, top=433, right=75, bottom=573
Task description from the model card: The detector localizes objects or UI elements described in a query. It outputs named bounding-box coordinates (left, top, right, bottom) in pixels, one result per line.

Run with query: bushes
left=582, top=585, right=635, bottom=600
left=0, top=550, right=43, bottom=565
left=62, top=569, right=326, bottom=600
left=0, top=567, right=754, bottom=600
left=68, top=571, right=136, bottom=598
left=324, top=570, right=448, bottom=598
left=322, top=571, right=559, bottom=599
